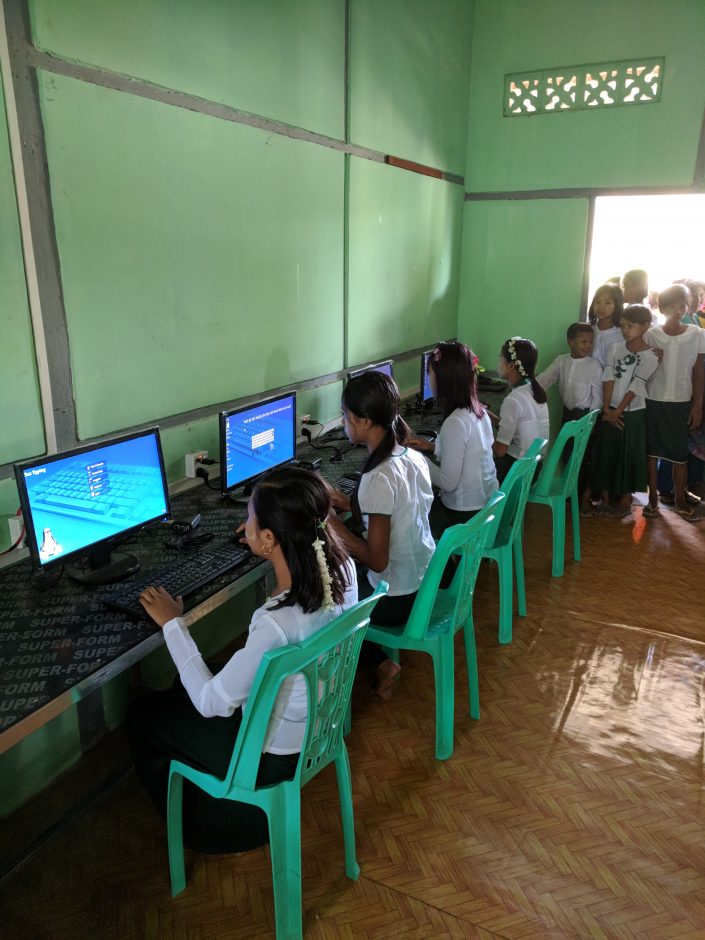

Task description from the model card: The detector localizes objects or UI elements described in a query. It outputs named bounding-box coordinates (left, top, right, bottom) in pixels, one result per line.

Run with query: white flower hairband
left=312, top=519, right=335, bottom=611
left=507, top=337, right=527, bottom=378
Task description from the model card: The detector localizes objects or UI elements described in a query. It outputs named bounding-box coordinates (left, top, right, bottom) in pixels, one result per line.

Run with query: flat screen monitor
left=346, top=359, right=394, bottom=383
left=15, top=428, right=170, bottom=584
left=420, top=350, right=434, bottom=404
left=220, top=391, right=297, bottom=495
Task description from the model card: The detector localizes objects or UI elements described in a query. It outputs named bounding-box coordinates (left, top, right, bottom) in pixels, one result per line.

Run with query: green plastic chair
left=482, top=451, right=543, bottom=645
left=365, top=492, right=504, bottom=761
left=527, top=410, right=600, bottom=578
left=166, top=582, right=388, bottom=940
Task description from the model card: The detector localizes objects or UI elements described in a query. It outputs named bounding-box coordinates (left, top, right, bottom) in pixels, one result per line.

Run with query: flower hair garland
left=312, top=519, right=335, bottom=611
left=507, top=337, right=527, bottom=378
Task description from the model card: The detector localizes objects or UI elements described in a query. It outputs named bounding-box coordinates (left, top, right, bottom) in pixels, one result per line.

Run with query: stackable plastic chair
left=365, top=492, right=504, bottom=761
left=482, top=451, right=543, bottom=645
left=166, top=582, right=388, bottom=940
left=527, top=410, right=600, bottom=577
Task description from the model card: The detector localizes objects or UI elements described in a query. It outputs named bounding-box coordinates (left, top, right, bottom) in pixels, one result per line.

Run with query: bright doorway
left=589, top=194, right=705, bottom=305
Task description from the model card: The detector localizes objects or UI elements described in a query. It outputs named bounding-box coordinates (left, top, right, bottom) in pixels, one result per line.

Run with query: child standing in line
left=407, top=341, right=498, bottom=540
left=644, top=284, right=705, bottom=521
left=589, top=283, right=624, bottom=368
left=590, top=305, right=659, bottom=518
left=328, top=371, right=435, bottom=698
left=536, top=322, right=602, bottom=515
left=492, top=337, right=550, bottom=484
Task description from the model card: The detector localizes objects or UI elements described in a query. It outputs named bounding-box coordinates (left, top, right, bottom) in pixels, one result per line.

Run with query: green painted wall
left=458, top=199, right=589, bottom=368
left=38, top=72, right=345, bottom=441
left=349, top=0, right=473, bottom=175
left=466, top=0, right=705, bottom=192
left=30, top=0, right=345, bottom=138
left=0, top=77, right=45, bottom=469
left=348, top=157, right=464, bottom=367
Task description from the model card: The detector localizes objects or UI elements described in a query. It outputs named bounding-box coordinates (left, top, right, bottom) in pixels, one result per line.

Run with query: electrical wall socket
left=8, top=514, right=24, bottom=546
left=185, top=450, right=209, bottom=478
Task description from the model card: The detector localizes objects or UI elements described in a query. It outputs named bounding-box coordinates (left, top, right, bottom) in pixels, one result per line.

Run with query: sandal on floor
left=659, top=491, right=675, bottom=505
left=674, top=506, right=699, bottom=522
left=642, top=504, right=660, bottom=518
left=593, top=503, right=612, bottom=517
left=611, top=507, right=632, bottom=519
left=685, top=491, right=702, bottom=505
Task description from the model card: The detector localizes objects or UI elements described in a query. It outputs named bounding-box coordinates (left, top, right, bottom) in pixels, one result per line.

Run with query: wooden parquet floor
left=2, top=498, right=705, bottom=939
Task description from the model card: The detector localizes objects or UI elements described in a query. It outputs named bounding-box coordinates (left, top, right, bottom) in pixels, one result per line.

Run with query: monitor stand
left=66, top=545, right=140, bottom=586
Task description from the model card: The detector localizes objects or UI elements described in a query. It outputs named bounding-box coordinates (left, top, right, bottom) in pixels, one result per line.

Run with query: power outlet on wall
left=185, top=450, right=209, bottom=478
left=8, top=514, right=24, bottom=547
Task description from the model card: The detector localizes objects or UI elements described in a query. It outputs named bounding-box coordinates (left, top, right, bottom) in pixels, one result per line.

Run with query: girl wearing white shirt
left=128, top=467, right=357, bottom=854
left=328, top=371, right=434, bottom=698
left=589, top=283, right=624, bottom=368
left=408, top=341, right=498, bottom=539
left=493, top=337, right=550, bottom=483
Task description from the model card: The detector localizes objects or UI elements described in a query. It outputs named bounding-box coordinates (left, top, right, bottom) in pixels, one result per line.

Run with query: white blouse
left=603, top=342, right=659, bottom=411
left=357, top=446, right=435, bottom=596
left=496, top=384, right=550, bottom=460
left=427, top=408, right=498, bottom=511
left=536, top=354, right=603, bottom=411
left=162, top=558, right=358, bottom=755
left=644, top=325, right=705, bottom=402
left=592, top=325, right=622, bottom=369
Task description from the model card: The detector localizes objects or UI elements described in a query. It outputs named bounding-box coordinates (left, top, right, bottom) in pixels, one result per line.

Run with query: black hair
left=428, top=341, right=484, bottom=420
left=500, top=337, right=547, bottom=405
left=659, top=283, right=690, bottom=314
left=621, top=304, right=651, bottom=327
left=341, top=371, right=410, bottom=525
left=588, top=283, right=623, bottom=327
left=251, top=466, right=350, bottom=614
left=566, top=322, right=593, bottom=341
left=622, top=269, right=648, bottom=296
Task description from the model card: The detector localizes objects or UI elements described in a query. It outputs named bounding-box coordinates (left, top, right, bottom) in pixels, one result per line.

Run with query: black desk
left=0, top=392, right=505, bottom=753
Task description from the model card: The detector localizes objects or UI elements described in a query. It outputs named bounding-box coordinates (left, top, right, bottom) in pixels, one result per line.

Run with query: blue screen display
left=421, top=352, right=433, bottom=402
left=223, top=393, right=296, bottom=491
left=21, top=433, right=169, bottom=566
left=348, top=360, right=394, bottom=381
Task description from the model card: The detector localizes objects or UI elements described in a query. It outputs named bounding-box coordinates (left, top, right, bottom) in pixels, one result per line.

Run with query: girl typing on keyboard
left=127, top=466, right=357, bottom=854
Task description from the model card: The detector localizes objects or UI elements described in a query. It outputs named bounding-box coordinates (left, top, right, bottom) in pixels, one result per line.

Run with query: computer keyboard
left=103, top=541, right=256, bottom=618
left=336, top=473, right=361, bottom=497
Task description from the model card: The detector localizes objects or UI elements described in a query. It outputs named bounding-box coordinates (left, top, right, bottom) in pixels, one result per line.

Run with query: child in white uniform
left=407, top=340, right=497, bottom=539
left=644, top=284, right=705, bottom=520
left=590, top=305, right=659, bottom=517
left=329, top=371, right=434, bottom=698
left=589, top=283, right=624, bottom=368
left=128, top=467, right=357, bottom=854
left=493, top=337, right=550, bottom=484
left=537, top=322, right=602, bottom=513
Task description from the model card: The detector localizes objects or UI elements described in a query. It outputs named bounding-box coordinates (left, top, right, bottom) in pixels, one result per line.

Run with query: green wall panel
left=458, top=199, right=589, bottom=384
left=466, top=0, right=705, bottom=192
left=38, top=72, right=345, bottom=440
left=349, top=0, right=473, bottom=175
left=0, top=79, right=45, bottom=466
left=30, top=0, right=345, bottom=139
left=347, top=158, right=463, bottom=368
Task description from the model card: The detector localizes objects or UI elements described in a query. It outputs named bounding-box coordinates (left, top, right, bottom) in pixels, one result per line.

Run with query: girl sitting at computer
left=407, top=341, right=498, bottom=539
left=128, top=466, right=357, bottom=854
left=327, top=371, right=435, bottom=700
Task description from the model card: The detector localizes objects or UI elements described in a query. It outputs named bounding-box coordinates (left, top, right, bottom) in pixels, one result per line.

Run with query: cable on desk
left=30, top=563, right=65, bottom=592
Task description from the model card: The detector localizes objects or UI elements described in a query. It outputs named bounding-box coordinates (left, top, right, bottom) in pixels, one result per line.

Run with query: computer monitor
left=15, top=428, right=170, bottom=585
left=419, top=350, right=434, bottom=405
left=346, top=359, right=394, bottom=383
left=220, top=391, right=297, bottom=495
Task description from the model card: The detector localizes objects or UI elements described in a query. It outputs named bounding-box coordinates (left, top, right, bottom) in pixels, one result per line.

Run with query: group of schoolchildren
left=126, top=272, right=704, bottom=856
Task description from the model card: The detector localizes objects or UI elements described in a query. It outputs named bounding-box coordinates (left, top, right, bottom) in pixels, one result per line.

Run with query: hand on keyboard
left=139, top=585, right=184, bottom=627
